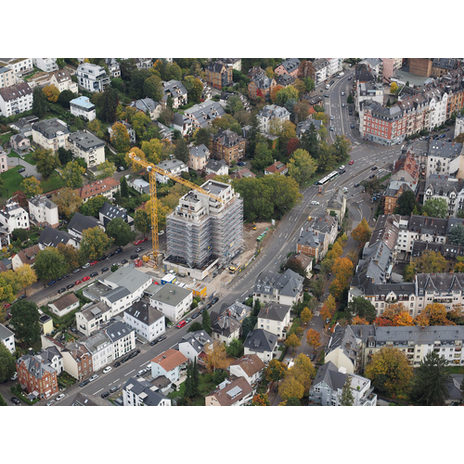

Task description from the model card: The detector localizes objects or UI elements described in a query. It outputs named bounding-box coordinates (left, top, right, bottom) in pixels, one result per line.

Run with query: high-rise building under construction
left=166, top=180, right=243, bottom=271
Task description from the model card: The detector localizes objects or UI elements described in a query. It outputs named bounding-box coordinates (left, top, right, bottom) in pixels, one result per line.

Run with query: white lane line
left=126, top=368, right=135, bottom=375
left=93, top=387, right=103, bottom=395
left=110, top=378, right=120, bottom=385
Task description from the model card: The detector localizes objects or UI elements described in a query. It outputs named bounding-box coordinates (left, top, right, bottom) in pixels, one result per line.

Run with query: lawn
left=41, top=171, right=65, bottom=193
left=446, top=366, right=464, bottom=374
left=0, top=165, right=25, bottom=198
left=0, top=132, right=12, bottom=145
left=7, top=150, right=20, bottom=158
left=22, top=152, right=37, bottom=165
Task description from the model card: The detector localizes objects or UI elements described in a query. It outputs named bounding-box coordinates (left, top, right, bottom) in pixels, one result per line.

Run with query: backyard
left=0, top=165, right=25, bottom=198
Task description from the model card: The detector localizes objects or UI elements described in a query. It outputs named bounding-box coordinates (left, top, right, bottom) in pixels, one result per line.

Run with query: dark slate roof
left=211, top=313, right=241, bottom=337
left=123, top=377, right=168, bottom=406
left=296, top=118, right=323, bottom=137
left=276, top=73, right=296, bottom=86
left=212, top=129, right=245, bottom=148
left=258, top=303, right=290, bottom=322
left=68, top=212, right=99, bottom=234
left=39, top=227, right=72, bottom=247
left=180, top=330, right=212, bottom=353
left=205, top=158, right=227, bottom=173
left=104, top=320, right=134, bottom=342
left=68, top=130, right=105, bottom=151
left=104, top=286, right=131, bottom=303
left=326, top=325, right=359, bottom=364
left=375, top=325, right=464, bottom=344
left=99, top=202, right=127, bottom=221
left=428, top=140, right=463, bottom=160
left=254, top=269, right=304, bottom=300
left=416, top=273, right=464, bottom=296
left=125, top=300, right=164, bottom=326
left=0, top=81, right=32, bottom=102
left=279, top=58, right=300, bottom=74
left=244, top=329, right=277, bottom=353
left=313, top=361, right=347, bottom=391
left=189, top=144, right=210, bottom=158
left=407, top=215, right=449, bottom=236
left=32, top=118, right=69, bottom=138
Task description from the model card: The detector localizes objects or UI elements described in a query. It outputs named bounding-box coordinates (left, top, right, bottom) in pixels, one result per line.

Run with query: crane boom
left=128, top=151, right=224, bottom=268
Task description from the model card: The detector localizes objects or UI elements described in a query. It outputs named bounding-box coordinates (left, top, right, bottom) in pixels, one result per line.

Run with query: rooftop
left=150, top=283, right=192, bottom=306
left=151, top=349, right=187, bottom=371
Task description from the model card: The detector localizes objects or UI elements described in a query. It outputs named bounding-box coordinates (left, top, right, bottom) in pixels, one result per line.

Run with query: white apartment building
left=0, top=82, right=33, bottom=117
left=0, top=149, right=7, bottom=173
left=32, top=118, right=70, bottom=152
left=76, top=63, right=110, bottom=93
left=76, top=302, right=112, bottom=337
left=0, top=323, right=15, bottom=354
left=67, top=130, right=105, bottom=167
left=326, top=58, right=342, bottom=77
left=70, top=96, right=96, bottom=121
left=28, top=195, right=59, bottom=227
left=123, top=300, right=166, bottom=342
left=455, top=115, right=464, bottom=139
left=150, top=349, right=188, bottom=384
left=83, top=331, right=114, bottom=372
left=428, top=91, right=448, bottom=130
left=104, top=320, right=136, bottom=360
left=257, top=104, right=291, bottom=134
left=155, top=158, right=189, bottom=184
left=123, top=377, right=171, bottom=406
left=178, top=330, right=213, bottom=362
left=425, top=141, right=464, bottom=179
left=257, top=303, right=291, bottom=339
left=148, top=283, right=193, bottom=323
left=0, top=66, right=17, bottom=89
left=49, top=70, right=78, bottom=93
left=0, top=58, right=33, bottom=76
left=0, top=201, right=30, bottom=234
left=33, top=58, right=58, bottom=73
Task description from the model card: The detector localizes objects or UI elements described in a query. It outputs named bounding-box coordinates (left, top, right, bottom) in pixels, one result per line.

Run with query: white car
left=82, top=263, right=90, bottom=269
left=55, top=394, right=65, bottom=401
left=103, top=366, right=112, bottom=374
left=311, top=200, right=320, bottom=206
left=89, top=374, right=99, bottom=382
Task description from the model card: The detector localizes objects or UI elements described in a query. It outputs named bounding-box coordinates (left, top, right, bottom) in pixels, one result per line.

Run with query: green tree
left=134, top=209, right=150, bottom=235
left=202, top=310, right=212, bottom=335
left=347, top=297, right=377, bottom=323
left=194, top=128, right=211, bottom=147
left=10, top=300, right=41, bottom=350
left=414, top=250, right=448, bottom=274
left=0, top=393, right=7, bottom=406
left=226, top=339, right=244, bottom=358
left=143, top=75, right=163, bottom=102
left=99, top=87, right=119, bottom=123
left=52, top=188, right=82, bottom=219
left=410, top=351, right=450, bottom=406
left=288, top=148, right=318, bottom=186
left=87, top=119, right=105, bottom=139
left=32, top=87, right=48, bottom=118
left=120, top=176, right=129, bottom=198
left=448, top=224, right=464, bottom=246
left=79, top=227, right=112, bottom=261
left=394, top=190, right=417, bottom=215
left=0, top=342, right=16, bottom=382
left=106, top=218, right=135, bottom=246
left=96, top=160, right=116, bottom=179
left=275, top=85, right=299, bottom=106
left=62, top=160, right=85, bottom=188
left=251, top=141, right=273, bottom=172
left=57, top=89, right=75, bottom=108
left=188, top=322, right=203, bottom=333
left=35, top=149, right=58, bottom=178
left=183, top=76, right=204, bottom=104
left=174, top=137, right=189, bottom=163
left=423, top=198, right=448, bottom=218
left=34, top=247, right=68, bottom=281
left=80, top=195, right=106, bottom=217
left=21, top=176, right=42, bottom=197
left=340, top=376, right=354, bottom=406
left=57, top=147, right=73, bottom=165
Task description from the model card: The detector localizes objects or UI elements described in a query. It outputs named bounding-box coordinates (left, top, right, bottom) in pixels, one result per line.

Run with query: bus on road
left=317, top=171, right=339, bottom=185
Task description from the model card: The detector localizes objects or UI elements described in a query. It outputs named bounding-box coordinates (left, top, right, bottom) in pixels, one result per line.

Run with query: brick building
left=211, top=129, right=246, bottom=165
left=16, top=354, right=59, bottom=399
left=205, top=61, right=233, bottom=90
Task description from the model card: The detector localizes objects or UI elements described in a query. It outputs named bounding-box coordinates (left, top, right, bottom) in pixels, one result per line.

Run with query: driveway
left=6, top=149, right=41, bottom=179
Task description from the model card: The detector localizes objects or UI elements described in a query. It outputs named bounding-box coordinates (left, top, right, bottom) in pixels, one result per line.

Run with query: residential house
left=178, top=330, right=213, bottom=362
left=455, top=115, right=464, bottom=139
left=211, top=129, right=246, bottom=165
left=130, top=97, right=162, bottom=120
left=99, top=202, right=133, bottom=229
left=148, top=283, right=193, bottom=323
left=243, top=329, right=278, bottom=363
left=76, top=177, right=120, bottom=202
left=76, top=301, right=112, bottom=337
left=311, top=59, right=329, bottom=85
left=10, top=133, right=30, bottom=152
left=16, top=353, right=59, bottom=399
left=37, top=346, right=63, bottom=375
left=49, top=69, right=78, bottom=93
left=326, top=190, right=347, bottom=220
left=325, top=324, right=364, bottom=374
left=28, top=195, right=59, bottom=227
left=0, top=82, right=33, bottom=117
left=104, top=320, right=136, bottom=360
left=83, top=331, right=114, bottom=372
left=296, top=118, right=323, bottom=138
left=0, top=66, right=17, bottom=89
left=150, top=349, right=188, bottom=383
left=172, top=113, right=194, bottom=137
left=204, top=159, right=228, bottom=176
left=189, top=144, right=210, bottom=171
left=297, top=214, right=338, bottom=261
left=108, top=120, right=136, bottom=144
left=38, top=226, right=76, bottom=249
left=257, top=303, right=292, bottom=339
left=67, top=130, right=106, bottom=167
left=0, top=58, right=33, bottom=77
left=274, top=58, right=300, bottom=78
left=155, top=158, right=189, bottom=184
left=257, top=104, right=291, bottom=134
left=253, top=269, right=304, bottom=307
left=229, top=354, right=265, bottom=387
left=205, top=61, right=233, bottom=90
left=123, top=300, right=166, bottom=342
left=76, top=63, right=110, bottom=92
left=32, top=118, right=70, bottom=152
left=163, top=80, right=188, bottom=108
left=355, top=81, right=384, bottom=113
left=105, top=58, right=121, bottom=78
left=33, top=58, right=58, bottom=73
left=129, top=178, right=150, bottom=195
left=205, top=377, right=253, bottom=406
left=309, top=361, right=377, bottom=406
left=248, top=68, right=277, bottom=100
left=184, top=100, right=226, bottom=130
left=39, top=313, right=53, bottom=336
left=264, top=161, right=288, bottom=176
left=48, top=293, right=80, bottom=317
left=0, top=323, right=15, bottom=354
left=423, top=175, right=462, bottom=216
left=276, top=73, right=296, bottom=87
left=211, top=311, right=241, bottom=344
left=292, top=253, right=313, bottom=278
left=67, top=212, right=101, bottom=242
left=70, top=96, right=96, bottom=121
left=426, top=141, right=464, bottom=179
left=8, top=115, right=38, bottom=137
left=123, top=377, right=171, bottom=406
left=231, top=167, right=256, bottom=180
left=0, top=201, right=29, bottom=234
left=11, top=244, right=41, bottom=271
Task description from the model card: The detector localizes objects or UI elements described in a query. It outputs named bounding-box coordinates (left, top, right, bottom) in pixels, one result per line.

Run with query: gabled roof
left=103, top=266, right=152, bottom=294
left=0, top=323, right=14, bottom=341
left=0, top=82, right=32, bottom=102
left=14, top=244, right=40, bottom=266
left=180, top=330, right=212, bottom=353
left=312, top=361, right=347, bottom=391
left=189, top=144, right=210, bottom=158
left=39, top=227, right=73, bottom=247
left=207, top=376, right=252, bottom=406
left=104, top=320, right=134, bottom=342
left=123, top=377, right=169, bottom=406
left=230, top=354, right=265, bottom=377
left=50, top=293, right=79, bottom=311
left=99, top=202, right=128, bottom=221
left=68, top=212, right=99, bottom=234
left=76, top=177, right=119, bottom=200
left=151, top=349, right=187, bottom=372
left=125, top=300, right=164, bottom=326
left=254, top=269, right=304, bottom=300
left=258, top=303, right=290, bottom=322
left=244, top=329, right=278, bottom=353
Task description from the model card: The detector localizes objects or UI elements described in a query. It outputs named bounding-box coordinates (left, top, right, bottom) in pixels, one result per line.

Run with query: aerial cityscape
left=2, top=56, right=464, bottom=408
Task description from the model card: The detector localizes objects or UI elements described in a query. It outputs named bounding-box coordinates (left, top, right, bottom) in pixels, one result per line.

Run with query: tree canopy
left=10, top=300, right=41, bottom=350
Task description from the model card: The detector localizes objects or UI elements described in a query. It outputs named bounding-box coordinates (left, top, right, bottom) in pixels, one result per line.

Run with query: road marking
left=93, top=387, right=103, bottom=395
left=126, top=368, right=135, bottom=375
left=110, top=378, right=120, bottom=384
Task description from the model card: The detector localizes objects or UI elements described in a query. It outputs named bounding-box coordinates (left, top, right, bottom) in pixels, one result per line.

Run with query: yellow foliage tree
left=284, top=333, right=301, bottom=352
left=42, top=84, right=60, bottom=103
left=278, top=375, right=305, bottom=402
left=204, top=341, right=228, bottom=372
left=351, top=218, right=371, bottom=246
left=424, top=303, right=453, bottom=325
left=14, top=265, right=37, bottom=289
left=300, top=307, right=313, bottom=325
left=306, top=328, right=321, bottom=349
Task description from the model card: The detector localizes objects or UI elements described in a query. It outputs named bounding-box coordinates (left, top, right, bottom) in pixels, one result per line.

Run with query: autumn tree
left=14, top=265, right=37, bottom=289
left=300, top=307, right=313, bottom=325
left=34, top=148, right=58, bottom=178
left=42, top=84, right=60, bottom=103
left=204, top=341, right=228, bottom=372
left=34, top=247, right=68, bottom=281
left=340, top=377, right=354, bottom=405
left=252, top=393, right=270, bottom=406
left=424, top=303, right=452, bottom=325
left=288, top=148, right=318, bottom=186
left=285, top=333, right=301, bottom=352
left=275, top=85, right=299, bottom=106
left=21, top=176, right=42, bottom=198
left=110, top=122, right=131, bottom=152
left=265, top=359, right=287, bottom=382
left=320, top=294, right=336, bottom=321
left=413, top=250, right=448, bottom=274
left=365, top=347, right=413, bottom=398
left=62, top=160, right=85, bottom=188
left=351, top=316, right=369, bottom=325
left=351, top=218, right=371, bottom=246
left=87, top=119, right=105, bottom=139
left=79, top=227, right=112, bottom=261
left=278, top=375, right=305, bottom=402
left=10, top=300, right=41, bottom=350
left=306, top=328, right=321, bottom=349
left=390, top=82, right=399, bottom=94
left=329, top=257, right=354, bottom=300
left=414, top=313, right=430, bottom=326
left=57, top=243, right=81, bottom=270
left=289, top=353, right=316, bottom=394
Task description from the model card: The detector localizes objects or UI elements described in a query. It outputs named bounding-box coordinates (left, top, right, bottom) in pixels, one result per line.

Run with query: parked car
left=191, top=312, right=200, bottom=319
left=130, top=254, right=138, bottom=260
left=121, top=259, right=128, bottom=264
left=176, top=320, right=187, bottom=329
left=185, top=318, right=192, bottom=324
left=90, top=272, right=98, bottom=278
left=89, top=261, right=98, bottom=266
left=66, top=283, right=75, bottom=289
left=113, top=361, right=121, bottom=368
left=211, top=297, right=219, bottom=305
left=103, top=366, right=112, bottom=374
left=237, top=161, right=245, bottom=166
left=136, top=247, right=143, bottom=253
left=311, top=200, right=320, bottom=205
left=75, top=279, right=82, bottom=285
left=348, top=160, right=354, bottom=165
left=46, top=399, right=54, bottom=406
left=58, top=288, right=66, bottom=294
left=150, top=338, right=159, bottom=346
left=79, top=379, right=90, bottom=387
left=82, top=276, right=90, bottom=282
left=18, top=167, right=25, bottom=173
left=158, top=335, right=167, bottom=342
left=101, top=391, right=110, bottom=399
left=82, top=263, right=90, bottom=269
left=47, top=280, right=56, bottom=287
left=110, top=386, right=119, bottom=393
left=55, top=393, right=65, bottom=401
left=89, top=374, right=99, bottom=382
left=115, top=247, right=123, bottom=254
left=371, top=166, right=378, bottom=170
left=99, top=255, right=108, bottom=261
left=134, top=238, right=147, bottom=246
left=101, top=267, right=109, bottom=273
left=354, top=183, right=360, bottom=187
left=11, top=397, right=21, bottom=405
left=73, top=268, right=81, bottom=274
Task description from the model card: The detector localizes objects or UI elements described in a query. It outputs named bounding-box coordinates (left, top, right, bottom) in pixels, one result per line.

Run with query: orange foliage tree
left=320, top=294, right=336, bottom=320
left=423, top=303, right=454, bottom=325
left=306, top=329, right=321, bottom=348
left=351, top=218, right=371, bottom=247
left=352, top=315, right=369, bottom=325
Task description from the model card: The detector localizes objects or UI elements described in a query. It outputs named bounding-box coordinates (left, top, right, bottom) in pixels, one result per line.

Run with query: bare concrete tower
left=166, top=180, right=243, bottom=274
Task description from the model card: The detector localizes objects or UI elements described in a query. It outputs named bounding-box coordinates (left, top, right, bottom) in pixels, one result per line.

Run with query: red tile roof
left=76, top=177, right=119, bottom=200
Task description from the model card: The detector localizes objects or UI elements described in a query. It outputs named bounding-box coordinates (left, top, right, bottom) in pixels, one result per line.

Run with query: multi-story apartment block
left=76, top=63, right=110, bottom=92
left=76, top=177, right=120, bottom=202
left=247, top=68, right=277, bottom=100
left=257, top=303, right=291, bottom=339
left=124, top=300, right=166, bottom=342
left=0, top=58, right=33, bottom=76
left=184, top=100, right=226, bottom=131
left=0, top=82, right=33, bottom=117
left=205, top=61, right=233, bottom=90
left=0, top=201, right=29, bottom=234
left=211, top=129, right=246, bottom=165
left=274, top=58, right=300, bottom=78
left=32, top=58, right=58, bottom=73
left=67, top=130, right=105, bottom=167
left=123, top=377, right=171, bottom=406
left=28, top=195, right=59, bottom=227
left=455, top=115, right=464, bottom=139
left=162, top=80, right=188, bottom=108
left=148, top=283, right=193, bottom=323
left=0, top=66, right=17, bottom=89
left=423, top=175, right=462, bottom=216
left=16, top=353, right=59, bottom=399
left=31, top=118, right=70, bottom=151
left=257, top=104, right=291, bottom=134
left=355, top=81, right=384, bottom=113
left=82, top=331, right=114, bottom=372
left=425, top=140, right=464, bottom=179
left=0, top=323, right=15, bottom=354
left=104, top=320, right=136, bottom=360
left=296, top=214, right=338, bottom=261
left=70, top=96, right=96, bottom=121
left=166, top=180, right=243, bottom=278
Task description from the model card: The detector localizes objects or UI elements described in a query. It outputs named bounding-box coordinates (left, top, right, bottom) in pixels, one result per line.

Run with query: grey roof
left=17, top=354, right=56, bottom=379
left=416, top=273, right=464, bottom=296
left=104, top=286, right=131, bottom=303
left=361, top=100, right=403, bottom=121
left=258, top=303, right=290, bottom=322
left=32, top=118, right=69, bottom=139
left=123, top=377, right=168, bottom=406
left=259, top=104, right=290, bottom=120
left=0, top=82, right=33, bottom=102
left=150, top=283, right=192, bottom=306
left=39, top=227, right=73, bottom=247
left=104, top=267, right=152, bottom=294
left=125, top=300, right=164, bottom=326
left=104, top=320, right=134, bottom=342
left=163, top=80, right=187, bottom=99
left=156, top=158, right=187, bottom=172
left=244, top=329, right=278, bottom=353
left=211, top=313, right=241, bottom=337
left=68, top=130, right=105, bottom=151
left=327, top=189, right=345, bottom=210
left=212, top=129, right=245, bottom=147
left=130, top=97, right=160, bottom=113
left=189, top=144, right=210, bottom=158
left=83, top=331, right=111, bottom=354
left=28, top=195, right=57, bottom=210
left=428, top=141, right=463, bottom=160
left=251, top=72, right=275, bottom=90
left=254, top=269, right=304, bottom=300
left=425, top=174, right=461, bottom=196
left=180, top=330, right=212, bottom=353
left=218, top=301, right=251, bottom=321
left=68, top=212, right=99, bottom=234
left=184, top=100, right=225, bottom=128
left=276, top=73, right=296, bottom=86
left=375, top=325, right=464, bottom=345
left=313, top=361, right=347, bottom=391
left=296, top=118, right=323, bottom=137
left=327, top=324, right=360, bottom=365
left=407, top=215, right=450, bottom=236
left=205, top=158, right=227, bottom=173
left=79, top=301, right=111, bottom=322
left=0, top=323, right=14, bottom=340
left=38, top=346, right=62, bottom=363
left=99, top=202, right=127, bottom=221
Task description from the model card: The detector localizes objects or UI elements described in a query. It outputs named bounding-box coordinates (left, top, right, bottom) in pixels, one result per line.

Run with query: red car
left=133, top=238, right=147, bottom=246
left=348, top=160, right=354, bottom=165
left=176, top=320, right=187, bottom=329
left=75, top=279, right=82, bottom=285
left=89, top=260, right=98, bottom=266
left=82, top=276, right=91, bottom=282
left=4, top=303, right=11, bottom=309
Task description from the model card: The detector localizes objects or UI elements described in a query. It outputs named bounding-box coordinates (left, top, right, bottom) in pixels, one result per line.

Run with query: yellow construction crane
left=128, top=151, right=223, bottom=267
